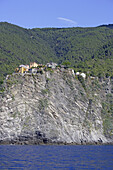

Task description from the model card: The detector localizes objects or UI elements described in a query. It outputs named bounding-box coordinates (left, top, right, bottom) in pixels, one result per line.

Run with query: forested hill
left=0, top=22, right=113, bottom=82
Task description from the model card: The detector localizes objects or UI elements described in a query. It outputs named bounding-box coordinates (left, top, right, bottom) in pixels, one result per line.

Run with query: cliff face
left=0, top=70, right=113, bottom=144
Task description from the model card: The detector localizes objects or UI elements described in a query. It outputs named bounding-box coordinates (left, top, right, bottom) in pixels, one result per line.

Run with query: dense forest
left=0, top=22, right=113, bottom=82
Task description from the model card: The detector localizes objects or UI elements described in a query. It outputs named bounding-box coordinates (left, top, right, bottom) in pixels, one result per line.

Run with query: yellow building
left=25, top=65, right=29, bottom=71
left=30, top=62, right=38, bottom=68
left=19, top=65, right=28, bottom=73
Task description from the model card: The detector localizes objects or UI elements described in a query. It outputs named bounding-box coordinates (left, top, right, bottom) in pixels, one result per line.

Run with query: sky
left=0, top=0, right=113, bottom=28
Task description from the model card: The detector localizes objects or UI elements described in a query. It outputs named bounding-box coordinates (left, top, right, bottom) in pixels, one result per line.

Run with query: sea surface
left=0, top=145, right=113, bottom=169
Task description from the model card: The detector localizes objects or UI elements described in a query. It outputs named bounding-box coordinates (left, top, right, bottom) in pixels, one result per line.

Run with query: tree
left=62, top=61, right=71, bottom=68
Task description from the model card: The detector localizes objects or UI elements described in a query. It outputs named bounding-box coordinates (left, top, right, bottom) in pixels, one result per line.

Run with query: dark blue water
left=0, top=145, right=113, bottom=170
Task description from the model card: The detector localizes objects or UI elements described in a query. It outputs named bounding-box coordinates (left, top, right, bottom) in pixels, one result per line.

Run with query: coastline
left=0, top=139, right=113, bottom=146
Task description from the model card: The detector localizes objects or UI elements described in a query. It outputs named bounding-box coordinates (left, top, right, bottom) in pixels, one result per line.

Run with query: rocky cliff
left=0, top=69, right=113, bottom=145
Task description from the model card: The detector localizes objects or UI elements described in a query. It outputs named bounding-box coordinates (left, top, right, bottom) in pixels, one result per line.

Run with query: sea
left=0, top=145, right=113, bottom=170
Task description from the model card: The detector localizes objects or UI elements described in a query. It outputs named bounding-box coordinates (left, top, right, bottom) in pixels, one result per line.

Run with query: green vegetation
left=39, top=99, right=48, bottom=110
left=62, top=61, right=71, bottom=68
left=6, top=75, right=19, bottom=87
left=77, top=75, right=86, bottom=91
left=10, top=111, right=20, bottom=118
left=66, top=78, right=74, bottom=90
left=0, top=87, right=5, bottom=93
left=101, top=93, right=113, bottom=136
left=0, top=22, right=113, bottom=83
left=41, top=89, right=49, bottom=95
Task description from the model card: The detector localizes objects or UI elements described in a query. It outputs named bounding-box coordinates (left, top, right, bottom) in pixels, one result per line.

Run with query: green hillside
left=0, top=22, right=57, bottom=82
left=0, top=22, right=113, bottom=82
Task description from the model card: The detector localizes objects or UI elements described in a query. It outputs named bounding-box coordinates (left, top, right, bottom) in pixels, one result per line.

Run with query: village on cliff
left=15, top=62, right=86, bottom=79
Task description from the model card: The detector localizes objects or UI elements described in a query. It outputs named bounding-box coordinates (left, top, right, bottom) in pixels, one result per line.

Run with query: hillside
left=0, top=22, right=57, bottom=82
left=0, top=22, right=113, bottom=83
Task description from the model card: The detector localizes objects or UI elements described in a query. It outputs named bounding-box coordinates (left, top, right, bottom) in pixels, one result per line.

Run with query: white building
left=46, top=62, right=58, bottom=69
left=76, top=72, right=86, bottom=79
left=80, top=73, right=86, bottom=79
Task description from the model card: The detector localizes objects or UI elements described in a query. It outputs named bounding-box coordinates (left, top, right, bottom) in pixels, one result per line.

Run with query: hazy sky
left=0, top=0, right=113, bottom=28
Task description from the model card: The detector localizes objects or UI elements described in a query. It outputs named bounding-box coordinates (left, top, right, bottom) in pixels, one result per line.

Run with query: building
left=46, top=62, right=58, bottom=69
left=25, top=65, right=30, bottom=71
left=29, top=68, right=38, bottom=73
left=15, top=62, right=58, bottom=74
left=30, top=62, right=38, bottom=68
left=80, top=73, right=86, bottom=79
left=19, top=65, right=28, bottom=73
left=76, top=72, right=80, bottom=76
left=76, top=72, right=86, bottom=79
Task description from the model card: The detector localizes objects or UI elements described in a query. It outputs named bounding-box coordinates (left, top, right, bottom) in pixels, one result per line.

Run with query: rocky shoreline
left=0, top=135, right=113, bottom=145
left=0, top=140, right=113, bottom=145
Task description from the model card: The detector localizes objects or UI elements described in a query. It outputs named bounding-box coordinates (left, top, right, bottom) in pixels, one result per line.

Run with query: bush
left=77, top=75, right=86, bottom=90
left=39, top=99, right=48, bottom=110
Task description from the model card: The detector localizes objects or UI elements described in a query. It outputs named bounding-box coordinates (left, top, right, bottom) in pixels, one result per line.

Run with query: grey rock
left=0, top=71, right=113, bottom=145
